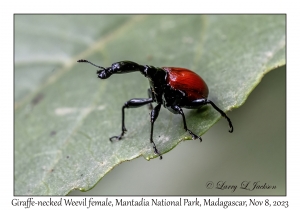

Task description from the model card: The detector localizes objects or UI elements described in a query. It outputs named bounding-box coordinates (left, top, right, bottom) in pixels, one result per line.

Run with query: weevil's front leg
left=150, top=103, right=162, bottom=159
left=110, top=98, right=153, bottom=141
left=147, top=88, right=154, bottom=110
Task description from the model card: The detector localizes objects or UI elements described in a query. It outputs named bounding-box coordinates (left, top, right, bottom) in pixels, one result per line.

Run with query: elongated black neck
left=97, top=61, right=144, bottom=79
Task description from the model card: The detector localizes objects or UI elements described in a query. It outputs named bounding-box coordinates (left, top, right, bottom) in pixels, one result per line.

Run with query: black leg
left=147, top=88, right=154, bottom=110
left=171, top=105, right=202, bottom=141
left=187, top=98, right=233, bottom=133
left=150, top=103, right=162, bottom=159
left=110, top=98, right=153, bottom=141
left=208, top=100, right=233, bottom=132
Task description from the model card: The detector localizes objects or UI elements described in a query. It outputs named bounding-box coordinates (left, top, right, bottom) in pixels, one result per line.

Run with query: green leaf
left=14, top=15, right=285, bottom=195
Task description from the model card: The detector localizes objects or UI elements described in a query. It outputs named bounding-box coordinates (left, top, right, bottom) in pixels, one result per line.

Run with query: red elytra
left=163, top=67, right=209, bottom=101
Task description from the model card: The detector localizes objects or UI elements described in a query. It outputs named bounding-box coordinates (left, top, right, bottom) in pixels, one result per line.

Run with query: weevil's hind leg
left=171, top=105, right=202, bottom=142
left=207, top=100, right=233, bottom=133
left=186, top=98, right=233, bottom=133
left=147, top=88, right=154, bottom=110
left=150, top=103, right=163, bottom=159
left=110, top=98, right=153, bottom=141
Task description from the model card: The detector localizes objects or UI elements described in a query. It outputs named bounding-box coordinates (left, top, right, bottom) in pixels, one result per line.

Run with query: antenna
left=77, top=59, right=106, bottom=70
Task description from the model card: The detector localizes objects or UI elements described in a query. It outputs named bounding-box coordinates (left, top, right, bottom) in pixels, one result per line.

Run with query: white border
left=3, top=0, right=298, bottom=209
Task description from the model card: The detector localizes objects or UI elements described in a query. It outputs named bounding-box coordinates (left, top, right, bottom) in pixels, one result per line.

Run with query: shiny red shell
left=163, top=67, right=209, bottom=101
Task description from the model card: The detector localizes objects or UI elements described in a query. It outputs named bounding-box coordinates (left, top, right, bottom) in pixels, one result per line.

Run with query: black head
left=77, top=59, right=113, bottom=79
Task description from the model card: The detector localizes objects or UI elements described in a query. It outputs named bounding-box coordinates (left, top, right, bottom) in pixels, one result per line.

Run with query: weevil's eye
left=97, top=70, right=111, bottom=79
left=97, top=70, right=109, bottom=79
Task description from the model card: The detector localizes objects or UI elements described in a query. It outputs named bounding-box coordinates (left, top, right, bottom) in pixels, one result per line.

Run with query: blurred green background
left=14, top=15, right=285, bottom=195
